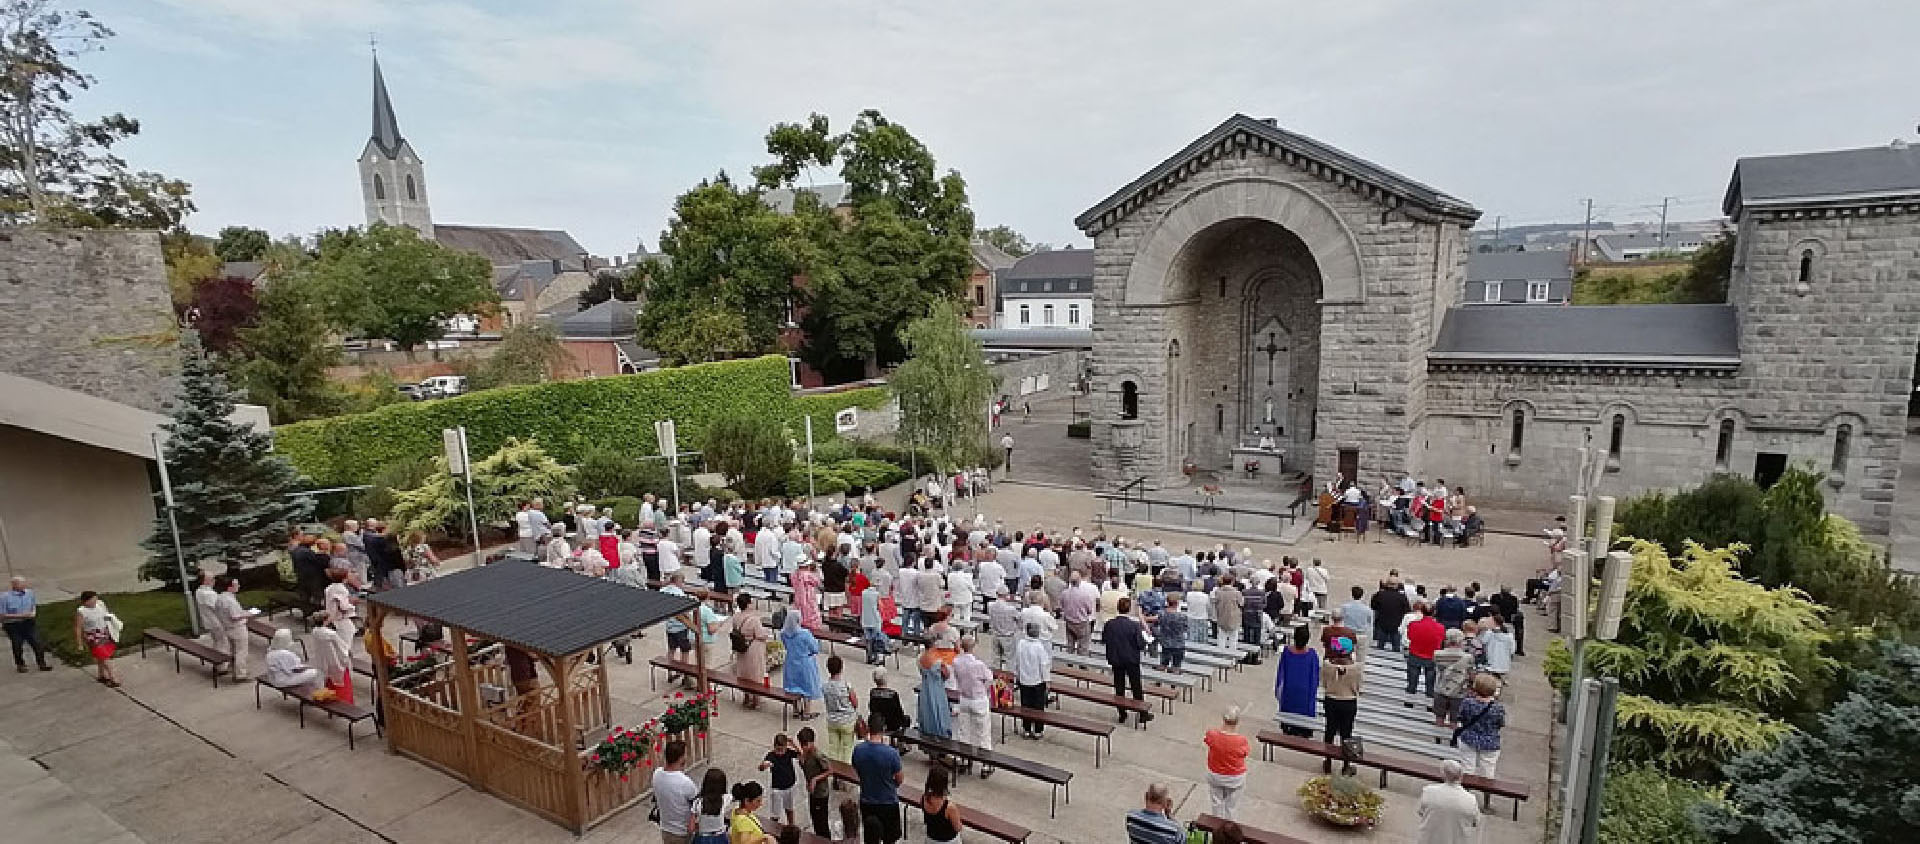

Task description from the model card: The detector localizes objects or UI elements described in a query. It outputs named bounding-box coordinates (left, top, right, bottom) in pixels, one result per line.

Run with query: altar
left=1230, top=445, right=1285, bottom=481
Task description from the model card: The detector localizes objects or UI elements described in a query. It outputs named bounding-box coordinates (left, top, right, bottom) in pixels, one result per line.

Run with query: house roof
left=1002, top=248, right=1094, bottom=281
left=1430, top=304, right=1739, bottom=366
left=969, top=240, right=1018, bottom=271
left=763, top=184, right=851, bottom=214
left=434, top=225, right=588, bottom=269
left=557, top=298, right=636, bottom=339
left=969, top=327, right=1094, bottom=350
left=1589, top=231, right=1714, bottom=261
left=1076, top=114, right=1479, bottom=235
left=368, top=55, right=406, bottom=160
left=219, top=261, right=267, bottom=283
left=367, top=560, right=698, bottom=657
left=1724, top=141, right=1920, bottom=216
left=0, top=371, right=168, bottom=458
left=1465, top=251, right=1573, bottom=283
left=493, top=260, right=562, bottom=300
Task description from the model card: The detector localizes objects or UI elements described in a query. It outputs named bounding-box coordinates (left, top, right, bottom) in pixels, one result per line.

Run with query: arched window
left=1798, top=249, right=1813, bottom=283
left=372, top=173, right=386, bottom=200
left=1715, top=418, right=1735, bottom=469
left=406, top=174, right=418, bottom=201
left=1508, top=408, right=1525, bottom=456
left=1832, top=423, right=1852, bottom=473
left=1121, top=381, right=1139, bottom=420
left=1215, top=404, right=1224, bottom=433
left=1608, top=414, right=1625, bottom=459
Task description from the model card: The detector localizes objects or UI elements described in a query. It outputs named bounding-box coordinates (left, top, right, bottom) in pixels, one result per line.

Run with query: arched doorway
left=1163, top=219, right=1324, bottom=475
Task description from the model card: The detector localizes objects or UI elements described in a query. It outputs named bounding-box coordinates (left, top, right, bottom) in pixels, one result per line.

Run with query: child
left=796, top=727, right=832, bottom=838
left=757, top=733, right=801, bottom=829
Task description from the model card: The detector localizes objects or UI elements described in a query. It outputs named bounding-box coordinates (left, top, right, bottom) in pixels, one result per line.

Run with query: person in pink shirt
left=950, top=635, right=997, bottom=777
left=1059, top=573, right=1099, bottom=655
left=791, top=557, right=824, bottom=631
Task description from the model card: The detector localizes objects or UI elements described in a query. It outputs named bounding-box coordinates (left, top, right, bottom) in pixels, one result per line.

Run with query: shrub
left=852, top=440, right=938, bottom=472
left=390, top=437, right=575, bottom=537
left=791, top=387, right=888, bottom=443
left=274, top=355, right=794, bottom=486
left=830, top=458, right=908, bottom=492
left=574, top=447, right=661, bottom=499
left=357, top=455, right=436, bottom=520
left=703, top=414, right=793, bottom=499
left=595, top=496, right=641, bottom=527
left=809, top=437, right=858, bottom=464
left=787, top=465, right=849, bottom=496
left=1597, top=765, right=1718, bottom=844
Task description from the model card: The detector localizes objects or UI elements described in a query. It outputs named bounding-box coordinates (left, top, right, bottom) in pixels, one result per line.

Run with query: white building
left=996, top=248, right=1093, bottom=330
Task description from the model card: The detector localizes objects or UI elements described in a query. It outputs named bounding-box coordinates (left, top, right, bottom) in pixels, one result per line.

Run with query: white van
left=419, top=375, right=468, bottom=398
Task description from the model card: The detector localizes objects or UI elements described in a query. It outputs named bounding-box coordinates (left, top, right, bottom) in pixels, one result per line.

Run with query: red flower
left=620, top=775, right=629, bottom=782
left=696, top=732, right=706, bottom=740
left=674, top=692, right=685, bottom=699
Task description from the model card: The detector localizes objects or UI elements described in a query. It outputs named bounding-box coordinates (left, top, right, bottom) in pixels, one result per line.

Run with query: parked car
left=397, top=383, right=425, bottom=401
left=418, top=375, right=469, bottom=399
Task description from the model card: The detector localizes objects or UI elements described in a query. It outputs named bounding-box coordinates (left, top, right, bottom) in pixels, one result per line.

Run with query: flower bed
left=1298, top=773, right=1385, bottom=828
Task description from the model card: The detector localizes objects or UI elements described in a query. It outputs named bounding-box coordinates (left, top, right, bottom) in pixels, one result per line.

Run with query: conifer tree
left=141, top=331, right=312, bottom=584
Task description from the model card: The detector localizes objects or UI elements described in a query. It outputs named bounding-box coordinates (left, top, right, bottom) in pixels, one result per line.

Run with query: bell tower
left=356, top=53, right=433, bottom=234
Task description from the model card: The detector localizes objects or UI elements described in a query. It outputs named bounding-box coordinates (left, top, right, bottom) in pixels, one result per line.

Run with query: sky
left=78, top=0, right=1920, bottom=257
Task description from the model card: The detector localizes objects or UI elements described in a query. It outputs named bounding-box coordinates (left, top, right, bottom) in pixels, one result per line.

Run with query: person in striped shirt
left=1125, top=782, right=1181, bottom=844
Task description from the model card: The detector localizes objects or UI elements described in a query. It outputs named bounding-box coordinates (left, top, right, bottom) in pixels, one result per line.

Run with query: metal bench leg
left=254, top=683, right=261, bottom=709
left=297, top=703, right=306, bottom=729
left=346, top=720, right=356, bottom=751
left=1512, top=798, right=1519, bottom=821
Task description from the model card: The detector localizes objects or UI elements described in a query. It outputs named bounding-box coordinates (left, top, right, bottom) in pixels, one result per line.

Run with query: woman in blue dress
left=780, top=607, right=823, bottom=719
left=916, top=637, right=954, bottom=740
left=1274, top=624, right=1320, bottom=737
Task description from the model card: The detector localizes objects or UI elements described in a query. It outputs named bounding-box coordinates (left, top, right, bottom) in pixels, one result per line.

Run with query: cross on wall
left=1256, top=331, right=1288, bottom=386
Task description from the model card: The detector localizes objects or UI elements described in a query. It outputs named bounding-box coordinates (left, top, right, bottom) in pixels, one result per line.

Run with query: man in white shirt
left=514, top=501, right=537, bottom=554
left=753, top=522, right=780, bottom=583
left=946, top=562, right=976, bottom=625
left=690, top=523, right=712, bottom=576
left=894, top=561, right=921, bottom=635
left=926, top=476, right=945, bottom=512
left=1019, top=592, right=1055, bottom=640
left=977, top=555, right=1006, bottom=605
left=639, top=494, right=656, bottom=528
left=576, top=504, right=601, bottom=545
left=652, top=739, right=700, bottom=844
left=1416, top=760, right=1481, bottom=844
left=656, top=532, right=682, bottom=577
left=1303, top=558, right=1332, bottom=613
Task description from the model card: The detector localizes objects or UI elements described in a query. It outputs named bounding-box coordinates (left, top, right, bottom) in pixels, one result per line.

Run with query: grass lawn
left=37, top=588, right=279, bottom=666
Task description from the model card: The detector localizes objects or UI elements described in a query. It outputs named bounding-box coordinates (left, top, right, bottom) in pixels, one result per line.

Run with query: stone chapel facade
left=1081, top=115, right=1918, bottom=536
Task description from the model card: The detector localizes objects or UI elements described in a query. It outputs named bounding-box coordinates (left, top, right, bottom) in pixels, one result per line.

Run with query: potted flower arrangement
left=588, top=724, right=657, bottom=781
left=1298, top=773, right=1385, bottom=828
left=659, top=690, right=717, bottom=739
left=389, top=651, right=442, bottom=686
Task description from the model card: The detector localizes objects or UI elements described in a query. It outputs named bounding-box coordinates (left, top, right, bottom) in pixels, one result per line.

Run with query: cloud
left=153, top=0, right=394, bottom=39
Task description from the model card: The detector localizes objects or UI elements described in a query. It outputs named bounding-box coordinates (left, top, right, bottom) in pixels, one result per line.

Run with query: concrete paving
left=0, top=484, right=1557, bottom=844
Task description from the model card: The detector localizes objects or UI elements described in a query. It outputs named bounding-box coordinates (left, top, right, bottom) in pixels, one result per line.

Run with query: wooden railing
left=385, top=686, right=470, bottom=775
left=477, top=721, right=574, bottom=827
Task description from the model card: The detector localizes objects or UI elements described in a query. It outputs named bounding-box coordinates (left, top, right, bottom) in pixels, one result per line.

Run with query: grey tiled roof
left=557, top=298, right=636, bottom=339
left=435, top=225, right=588, bottom=269
left=969, top=327, right=1093, bottom=350
left=970, top=240, right=1018, bottom=271
left=1002, top=248, right=1094, bottom=281
left=1466, top=251, right=1572, bottom=283
left=1430, top=304, right=1739, bottom=364
left=1724, top=141, right=1920, bottom=215
left=368, top=56, right=405, bottom=159
left=367, top=560, right=697, bottom=657
left=1077, top=114, right=1479, bottom=233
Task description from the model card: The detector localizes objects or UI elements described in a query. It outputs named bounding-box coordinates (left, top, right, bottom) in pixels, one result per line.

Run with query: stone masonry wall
left=0, top=228, right=180, bottom=413
left=1089, top=146, right=1468, bottom=492
left=988, top=349, right=1089, bottom=401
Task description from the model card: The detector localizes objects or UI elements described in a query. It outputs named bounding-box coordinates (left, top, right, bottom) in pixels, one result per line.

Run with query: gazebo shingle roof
left=368, top=560, right=698, bottom=656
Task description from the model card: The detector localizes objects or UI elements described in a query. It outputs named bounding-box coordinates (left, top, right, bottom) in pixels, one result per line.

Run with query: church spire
left=369, top=54, right=404, bottom=159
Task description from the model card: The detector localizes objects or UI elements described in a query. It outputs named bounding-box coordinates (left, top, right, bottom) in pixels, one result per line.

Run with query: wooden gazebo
left=367, top=560, right=704, bottom=833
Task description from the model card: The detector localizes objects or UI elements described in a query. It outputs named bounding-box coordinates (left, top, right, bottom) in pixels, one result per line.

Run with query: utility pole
left=1493, top=215, right=1503, bottom=245
left=1656, top=197, right=1673, bottom=247
left=1579, top=199, right=1594, bottom=264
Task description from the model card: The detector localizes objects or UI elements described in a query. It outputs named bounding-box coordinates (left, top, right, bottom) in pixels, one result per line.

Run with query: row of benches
left=1255, top=730, right=1530, bottom=820
left=141, top=627, right=378, bottom=749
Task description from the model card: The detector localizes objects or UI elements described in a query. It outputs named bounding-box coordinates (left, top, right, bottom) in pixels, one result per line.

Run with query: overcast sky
left=83, top=0, right=1920, bottom=256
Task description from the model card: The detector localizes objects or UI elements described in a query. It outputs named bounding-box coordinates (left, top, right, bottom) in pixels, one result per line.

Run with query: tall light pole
left=152, top=432, right=200, bottom=636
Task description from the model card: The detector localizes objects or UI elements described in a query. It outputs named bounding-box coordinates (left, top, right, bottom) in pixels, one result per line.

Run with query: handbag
left=730, top=626, right=749, bottom=654
left=1341, top=736, right=1366, bottom=760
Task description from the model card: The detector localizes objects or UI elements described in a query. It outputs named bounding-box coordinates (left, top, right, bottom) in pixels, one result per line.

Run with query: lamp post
left=152, top=432, right=200, bottom=636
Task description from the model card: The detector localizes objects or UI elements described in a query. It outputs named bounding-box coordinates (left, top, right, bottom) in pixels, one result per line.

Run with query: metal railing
left=1094, top=491, right=1298, bottom=537
left=1113, top=475, right=1150, bottom=502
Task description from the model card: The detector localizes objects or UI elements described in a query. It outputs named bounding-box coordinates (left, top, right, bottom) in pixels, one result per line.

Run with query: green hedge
left=832, top=458, right=908, bottom=491
left=275, top=356, right=795, bottom=486
left=791, top=387, right=889, bottom=443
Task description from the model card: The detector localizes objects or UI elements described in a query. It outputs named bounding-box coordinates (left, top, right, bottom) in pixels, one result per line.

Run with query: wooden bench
left=647, top=656, right=802, bottom=729
left=815, top=626, right=899, bottom=668
left=1049, top=665, right=1178, bottom=713
left=254, top=678, right=380, bottom=749
left=896, top=729, right=1072, bottom=817
left=1272, top=713, right=1454, bottom=762
left=825, top=761, right=1031, bottom=844
left=1255, top=730, right=1531, bottom=819
left=263, top=592, right=319, bottom=627
left=941, top=688, right=1116, bottom=766
left=245, top=617, right=307, bottom=658
left=1188, top=813, right=1312, bottom=844
left=138, top=628, right=232, bottom=687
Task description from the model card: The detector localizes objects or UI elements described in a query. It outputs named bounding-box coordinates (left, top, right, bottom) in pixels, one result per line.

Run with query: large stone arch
left=1124, top=177, right=1368, bottom=306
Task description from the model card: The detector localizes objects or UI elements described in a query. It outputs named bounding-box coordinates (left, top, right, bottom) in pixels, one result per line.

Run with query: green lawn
left=36, top=588, right=278, bottom=666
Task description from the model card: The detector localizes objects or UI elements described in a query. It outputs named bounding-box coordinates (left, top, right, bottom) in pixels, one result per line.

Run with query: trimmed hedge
left=792, top=387, right=889, bottom=443
left=832, top=458, right=908, bottom=491
left=276, top=356, right=795, bottom=486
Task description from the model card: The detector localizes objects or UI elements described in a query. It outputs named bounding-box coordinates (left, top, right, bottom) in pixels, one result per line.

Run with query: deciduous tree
left=701, top=414, right=792, bottom=498
left=638, top=173, right=801, bottom=360
left=181, top=274, right=257, bottom=355
left=976, top=224, right=1046, bottom=257
left=232, top=271, right=342, bottom=423
left=0, top=1, right=138, bottom=220
left=309, top=222, right=495, bottom=356
left=214, top=225, right=270, bottom=262
left=465, top=322, right=569, bottom=389
left=890, top=300, right=996, bottom=472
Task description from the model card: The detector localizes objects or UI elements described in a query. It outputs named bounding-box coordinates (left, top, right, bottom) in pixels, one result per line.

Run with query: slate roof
left=969, top=240, right=1017, bottom=271
left=368, top=560, right=697, bottom=657
left=1077, top=114, right=1479, bottom=235
left=557, top=298, right=636, bottom=339
left=434, top=225, right=589, bottom=269
left=368, top=56, right=406, bottom=160
left=1724, top=141, right=1920, bottom=216
left=1430, top=304, right=1739, bottom=366
left=219, top=261, right=267, bottom=283
left=763, top=184, right=851, bottom=214
left=1466, top=251, right=1573, bottom=283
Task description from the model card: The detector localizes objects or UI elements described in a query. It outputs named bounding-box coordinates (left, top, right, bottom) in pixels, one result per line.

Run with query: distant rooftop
left=1725, top=141, right=1920, bottom=216
left=762, top=184, right=850, bottom=214
left=435, top=224, right=588, bottom=269
left=969, top=327, right=1092, bottom=350
left=1466, top=251, right=1572, bottom=283
left=1431, top=304, right=1739, bottom=367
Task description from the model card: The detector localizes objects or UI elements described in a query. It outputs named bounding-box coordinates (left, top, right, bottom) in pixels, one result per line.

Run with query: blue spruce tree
left=141, top=331, right=313, bottom=585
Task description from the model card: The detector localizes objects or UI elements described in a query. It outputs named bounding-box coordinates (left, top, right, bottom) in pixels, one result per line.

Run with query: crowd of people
left=1324, top=475, right=1485, bottom=547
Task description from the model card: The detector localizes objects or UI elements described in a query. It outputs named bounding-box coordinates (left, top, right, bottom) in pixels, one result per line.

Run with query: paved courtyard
left=0, top=480, right=1558, bottom=844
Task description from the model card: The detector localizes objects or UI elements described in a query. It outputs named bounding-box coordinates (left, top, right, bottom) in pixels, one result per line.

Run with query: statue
left=1263, top=397, right=1276, bottom=423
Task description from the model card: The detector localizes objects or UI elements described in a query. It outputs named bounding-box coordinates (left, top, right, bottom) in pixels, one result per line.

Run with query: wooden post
left=368, top=604, right=393, bottom=755
left=683, top=608, right=712, bottom=761
left=548, top=652, right=586, bottom=832
left=449, top=625, right=484, bottom=792
left=595, top=646, right=611, bottom=728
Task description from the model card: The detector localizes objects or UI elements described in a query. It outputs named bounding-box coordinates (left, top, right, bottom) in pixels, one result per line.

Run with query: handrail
left=1093, top=491, right=1299, bottom=519
left=1114, top=476, right=1149, bottom=502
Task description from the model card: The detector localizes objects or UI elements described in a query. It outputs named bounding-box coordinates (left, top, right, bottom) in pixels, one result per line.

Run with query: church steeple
left=369, top=54, right=405, bottom=159
left=357, top=52, right=433, bottom=234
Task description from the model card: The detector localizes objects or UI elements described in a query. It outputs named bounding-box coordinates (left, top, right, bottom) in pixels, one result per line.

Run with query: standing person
left=945, top=560, right=974, bottom=626
left=654, top=740, right=699, bottom=844
left=1320, top=636, right=1361, bottom=773
left=1489, top=586, right=1524, bottom=656
left=821, top=655, right=859, bottom=765
left=1431, top=629, right=1472, bottom=727
left=691, top=769, right=730, bottom=844
left=791, top=559, right=823, bottom=631
left=1013, top=622, right=1051, bottom=739
left=72, top=591, right=121, bottom=687
left=859, top=575, right=891, bottom=666
left=322, top=569, right=358, bottom=644
left=1417, top=760, right=1483, bottom=844
left=732, top=593, right=769, bottom=709
left=915, top=642, right=954, bottom=740
left=796, top=728, right=833, bottom=839
left=1104, top=597, right=1153, bottom=725
left=951, top=634, right=995, bottom=777
left=1211, top=577, right=1243, bottom=649
left=921, top=767, right=964, bottom=844
left=780, top=610, right=824, bottom=720
left=822, top=552, right=850, bottom=620
left=1406, top=604, right=1446, bottom=695
left=852, top=720, right=905, bottom=844
left=1477, top=614, right=1516, bottom=680
left=757, top=734, right=802, bottom=831
left=1275, top=625, right=1320, bottom=737
left=1339, top=587, right=1374, bottom=650
left=1371, top=581, right=1410, bottom=652
left=2, top=577, right=52, bottom=672
left=514, top=501, right=538, bottom=554
left=1000, top=432, right=1014, bottom=474
left=984, top=586, right=1020, bottom=669
left=1155, top=593, right=1189, bottom=671
left=192, top=570, right=222, bottom=649
left=1303, top=558, right=1331, bottom=616
left=1060, top=573, right=1097, bottom=655
left=214, top=575, right=253, bottom=681
left=1124, top=783, right=1181, bottom=844
left=1453, top=673, right=1507, bottom=778
left=1203, top=708, right=1251, bottom=820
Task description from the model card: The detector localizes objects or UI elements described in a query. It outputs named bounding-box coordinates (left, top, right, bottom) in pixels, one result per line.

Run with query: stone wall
left=988, top=349, right=1088, bottom=400
left=0, top=228, right=180, bottom=413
